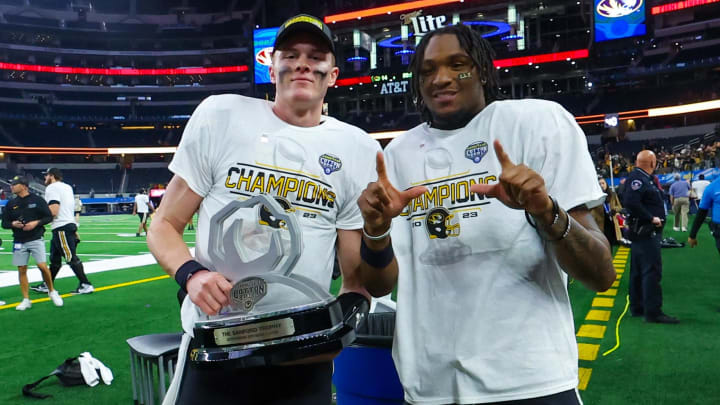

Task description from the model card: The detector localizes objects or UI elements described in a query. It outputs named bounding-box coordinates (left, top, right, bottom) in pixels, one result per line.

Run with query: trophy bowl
left=189, top=194, right=368, bottom=369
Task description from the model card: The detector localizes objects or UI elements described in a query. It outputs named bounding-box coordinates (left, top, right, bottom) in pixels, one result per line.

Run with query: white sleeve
left=530, top=104, right=605, bottom=211
left=168, top=97, right=216, bottom=197
left=45, top=186, right=60, bottom=204
left=335, top=136, right=380, bottom=230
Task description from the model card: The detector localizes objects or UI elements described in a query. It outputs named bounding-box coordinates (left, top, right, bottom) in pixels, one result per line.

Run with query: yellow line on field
left=576, top=324, right=607, bottom=339
left=592, top=297, right=615, bottom=307
left=94, top=275, right=170, bottom=292
left=578, top=368, right=592, bottom=390
left=0, top=275, right=170, bottom=310
left=576, top=246, right=630, bottom=391
left=578, top=343, right=600, bottom=361
left=602, top=294, right=630, bottom=357
left=597, top=288, right=618, bottom=297
left=585, top=310, right=611, bottom=322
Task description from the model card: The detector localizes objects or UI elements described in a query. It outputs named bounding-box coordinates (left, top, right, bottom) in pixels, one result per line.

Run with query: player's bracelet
left=525, top=195, right=560, bottom=229
left=362, top=223, right=392, bottom=240
left=525, top=195, right=571, bottom=242
left=360, top=237, right=395, bottom=269
left=175, top=260, right=208, bottom=293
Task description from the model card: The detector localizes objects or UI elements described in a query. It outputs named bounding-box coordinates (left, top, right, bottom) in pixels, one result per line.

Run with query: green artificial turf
left=572, top=213, right=720, bottom=404
left=0, top=213, right=717, bottom=404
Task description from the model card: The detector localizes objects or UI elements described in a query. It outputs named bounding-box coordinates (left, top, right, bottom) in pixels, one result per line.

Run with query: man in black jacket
left=1, top=175, right=63, bottom=310
left=623, top=151, right=678, bottom=324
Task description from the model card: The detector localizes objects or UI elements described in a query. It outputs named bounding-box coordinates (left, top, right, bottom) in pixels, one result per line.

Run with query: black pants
left=177, top=342, right=332, bottom=405
left=711, top=222, right=720, bottom=254
left=405, top=388, right=582, bottom=405
left=49, top=223, right=90, bottom=285
left=629, top=232, right=663, bottom=317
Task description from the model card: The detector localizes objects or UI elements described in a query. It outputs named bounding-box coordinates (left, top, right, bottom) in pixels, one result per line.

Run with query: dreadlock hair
left=409, top=24, right=501, bottom=125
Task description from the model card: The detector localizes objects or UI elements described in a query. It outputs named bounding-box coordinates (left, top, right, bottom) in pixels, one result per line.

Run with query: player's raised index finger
left=376, top=151, right=389, bottom=182
left=493, top=140, right=515, bottom=170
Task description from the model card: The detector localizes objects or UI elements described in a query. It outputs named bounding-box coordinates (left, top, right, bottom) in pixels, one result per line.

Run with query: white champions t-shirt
left=45, top=181, right=77, bottom=230
left=135, top=194, right=151, bottom=214
left=385, top=99, right=605, bottom=404
left=169, top=94, right=380, bottom=335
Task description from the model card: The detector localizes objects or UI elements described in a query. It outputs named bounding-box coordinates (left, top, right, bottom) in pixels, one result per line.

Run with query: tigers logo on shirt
left=319, top=153, right=342, bottom=175
left=258, top=196, right=295, bottom=229
left=425, top=207, right=460, bottom=239
left=464, top=141, right=488, bottom=164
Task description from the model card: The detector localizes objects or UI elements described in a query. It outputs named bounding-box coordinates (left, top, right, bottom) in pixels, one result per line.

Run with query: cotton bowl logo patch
left=596, top=0, right=643, bottom=18
left=630, top=179, right=643, bottom=191
left=464, top=141, right=488, bottom=164
left=319, top=153, right=342, bottom=175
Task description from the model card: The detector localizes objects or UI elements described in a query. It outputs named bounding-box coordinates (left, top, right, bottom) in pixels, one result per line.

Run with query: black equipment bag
left=22, top=357, right=85, bottom=399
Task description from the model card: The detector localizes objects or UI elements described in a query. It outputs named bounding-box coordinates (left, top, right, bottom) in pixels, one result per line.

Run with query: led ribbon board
left=254, top=27, right=280, bottom=84
left=594, top=0, right=647, bottom=42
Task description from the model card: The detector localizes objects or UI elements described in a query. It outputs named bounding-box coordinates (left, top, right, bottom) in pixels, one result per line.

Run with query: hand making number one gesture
left=358, top=152, right=428, bottom=237
left=470, top=140, right=553, bottom=219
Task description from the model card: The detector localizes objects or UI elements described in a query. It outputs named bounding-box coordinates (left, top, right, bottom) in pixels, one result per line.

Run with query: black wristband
left=174, top=260, right=207, bottom=293
left=360, top=237, right=395, bottom=269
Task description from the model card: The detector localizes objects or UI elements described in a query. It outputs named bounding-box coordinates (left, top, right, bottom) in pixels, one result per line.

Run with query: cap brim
left=274, top=23, right=335, bottom=55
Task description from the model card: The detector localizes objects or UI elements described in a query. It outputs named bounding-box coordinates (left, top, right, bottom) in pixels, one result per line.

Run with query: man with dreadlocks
left=356, top=25, right=615, bottom=404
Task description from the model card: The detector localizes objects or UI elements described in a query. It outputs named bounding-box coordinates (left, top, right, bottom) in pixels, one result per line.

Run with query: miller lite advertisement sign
left=594, top=0, right=646, bottom=42
left=253, top=27, right=279, bottom=84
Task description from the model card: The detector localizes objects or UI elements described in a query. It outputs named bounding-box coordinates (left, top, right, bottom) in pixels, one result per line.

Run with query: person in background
left=591, top=178, right=624, bottom=245
left=74, top=194, right=83, bottom=242
left=2, top=175, right=63, bottom=310
left=132, top=188, right=155, bottom=237
left=30, top=167, right=94, bottom=295
left=689, top=175, right=720, bottom=255
left=623, top=151, right=678, bottom=323
left=691, top=174, right=711, bottom=210
left=668, top=173, right=690, bottom=232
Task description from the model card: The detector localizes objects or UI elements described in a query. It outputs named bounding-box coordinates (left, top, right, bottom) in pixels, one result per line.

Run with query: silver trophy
left=190, top=194, right=367, bottom=369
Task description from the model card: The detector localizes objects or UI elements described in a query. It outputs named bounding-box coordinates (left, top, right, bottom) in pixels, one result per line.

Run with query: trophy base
left=189, top=295, right=368, bottom=369
left=189, top=323, right=356, bottom=369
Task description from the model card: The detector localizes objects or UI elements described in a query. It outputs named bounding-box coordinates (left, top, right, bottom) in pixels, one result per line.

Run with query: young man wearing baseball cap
left=149, top=14, right=390, bottom=405
left=31, top=168, right=94, bottom=295
left=1, top=175, right=63, bottom=310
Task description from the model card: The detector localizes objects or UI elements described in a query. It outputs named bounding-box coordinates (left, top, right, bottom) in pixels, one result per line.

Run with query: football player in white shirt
left=356, top=25, right=615, bottom=405
left=147, top=14, right=394, bottom=405
left=31, top=167, right=93, bottom=295
left=132, top=188, right=155, bottom=237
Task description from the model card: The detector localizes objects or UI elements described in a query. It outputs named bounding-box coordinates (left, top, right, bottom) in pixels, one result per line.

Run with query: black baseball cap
left=9, top=175, right=28, bottom=186
left=42, top=167, right=62, bottom=178
left=274, top=14, right=336, bottom=57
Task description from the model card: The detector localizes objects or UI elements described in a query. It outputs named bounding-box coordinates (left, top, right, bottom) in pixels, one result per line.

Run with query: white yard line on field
left=0, top=248, right=194, bottom=288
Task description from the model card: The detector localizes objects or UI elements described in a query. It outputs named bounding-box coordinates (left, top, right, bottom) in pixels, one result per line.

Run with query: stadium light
left=333, top=50, right=590, bottom=88
left=647, top=99, right=720, bottom=117
left=108, top=147, right=178, bottom=155
left=651, top=0, right=719, bottom=15
left=324, top=0, right=470, bottom=23
left=492, top=49, right=589, bottom=68
left=0, top=62, right=248, bottom=76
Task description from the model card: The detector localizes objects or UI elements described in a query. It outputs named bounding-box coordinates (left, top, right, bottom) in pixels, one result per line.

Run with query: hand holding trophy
left=190, top=194, right=368, bottom=368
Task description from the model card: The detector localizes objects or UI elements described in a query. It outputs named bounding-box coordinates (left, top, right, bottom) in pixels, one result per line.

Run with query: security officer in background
left=688, top=175, right=720, bottom=255
left=623, top=150, right=679, bottom=324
